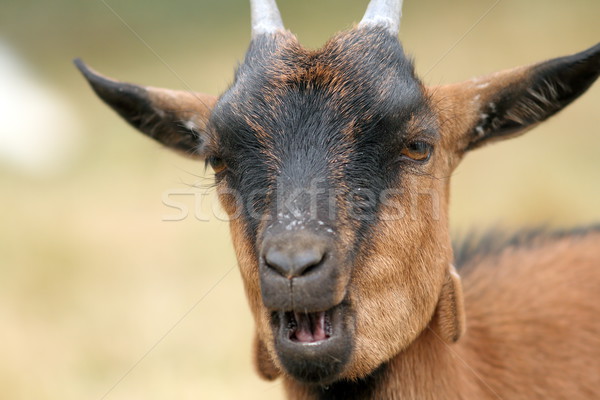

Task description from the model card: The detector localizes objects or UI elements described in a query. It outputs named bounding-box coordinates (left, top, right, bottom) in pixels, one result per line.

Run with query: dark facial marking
left=209, top=27, right=436, bottom=256
left=312, top=362, right=389, bottom=400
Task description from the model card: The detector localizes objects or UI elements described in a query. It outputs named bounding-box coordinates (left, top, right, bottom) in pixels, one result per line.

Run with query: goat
left=75, top=0, right=600, bottom=398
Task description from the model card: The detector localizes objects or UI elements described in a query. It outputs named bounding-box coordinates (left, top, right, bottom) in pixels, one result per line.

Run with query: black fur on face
left=206, top=27, right=438, bottom=383
left=208, top=27, right=437, bottom=255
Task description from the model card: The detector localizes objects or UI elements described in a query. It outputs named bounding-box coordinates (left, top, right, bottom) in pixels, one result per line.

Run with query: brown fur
left=76, top=16, right=600, bottom=399
left=427, top=65, right=531, bottom=157
left=282, top=231, right=600, bottom=399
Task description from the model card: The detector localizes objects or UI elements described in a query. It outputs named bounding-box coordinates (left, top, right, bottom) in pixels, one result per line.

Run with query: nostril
left=264, top=250, right=288, bottom=277
left=264, top=247, right=326, bottom=279
left=294, top=249, right=325, bottom=276
left=298, top=256, right=323, bottom=277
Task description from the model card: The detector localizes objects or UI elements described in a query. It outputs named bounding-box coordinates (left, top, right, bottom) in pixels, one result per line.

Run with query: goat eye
left=207, top=156, right=227, bottom=174
left=401, top=141, right=433, bottom=162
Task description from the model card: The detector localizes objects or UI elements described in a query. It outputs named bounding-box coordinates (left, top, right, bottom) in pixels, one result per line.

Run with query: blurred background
left=1, top=0, right=599, bottom=398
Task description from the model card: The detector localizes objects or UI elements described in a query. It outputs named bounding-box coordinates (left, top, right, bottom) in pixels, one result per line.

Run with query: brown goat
left=76, top=0, right=600, bottom=398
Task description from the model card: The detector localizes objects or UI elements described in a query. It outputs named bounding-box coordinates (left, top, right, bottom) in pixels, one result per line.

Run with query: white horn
left=250, top=0, right=285, bottom=37
left=359, top=0, right=403, bottom=35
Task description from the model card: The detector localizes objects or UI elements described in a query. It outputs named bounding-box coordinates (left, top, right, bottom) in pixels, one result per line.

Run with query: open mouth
left=287, top=310, right=333, bottom=343
left=271, top=302, right=354, bottom=383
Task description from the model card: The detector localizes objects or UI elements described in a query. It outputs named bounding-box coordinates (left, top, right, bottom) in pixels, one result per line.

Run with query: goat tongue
left=293, top=311, right=327, bottom=343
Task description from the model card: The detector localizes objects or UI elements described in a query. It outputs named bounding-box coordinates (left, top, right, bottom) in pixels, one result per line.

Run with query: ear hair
left=74, top=59, right=217, bottom=159
left=432, top=264, right=466, bottom=343
left=428, top=43, right=600, bottom=154
left=253, top=334, right=280, bottom=381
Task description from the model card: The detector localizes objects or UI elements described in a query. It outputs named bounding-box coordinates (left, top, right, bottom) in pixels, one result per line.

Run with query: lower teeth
left=325, top=313, right=332, bottom=337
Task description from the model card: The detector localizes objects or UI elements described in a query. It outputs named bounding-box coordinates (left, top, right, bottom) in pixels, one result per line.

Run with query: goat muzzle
left=259, top=229, right=348, bottom=312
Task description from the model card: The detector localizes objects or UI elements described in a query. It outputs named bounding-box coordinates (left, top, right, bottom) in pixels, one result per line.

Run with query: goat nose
left=264, top=244, right=326, bottom=279
left=260, top=232, right=342, bottom=311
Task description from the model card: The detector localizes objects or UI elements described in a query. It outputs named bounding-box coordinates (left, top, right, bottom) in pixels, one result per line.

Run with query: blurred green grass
left=1, top=0, right=599, bottom=399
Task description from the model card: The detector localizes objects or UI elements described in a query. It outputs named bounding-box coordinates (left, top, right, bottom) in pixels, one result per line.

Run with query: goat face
left=76, top=0, right=600, bottom=387
left=209, top=29, right=451, bottom=383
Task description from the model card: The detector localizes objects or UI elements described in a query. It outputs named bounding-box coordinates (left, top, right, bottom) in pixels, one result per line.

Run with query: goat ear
left=75, top=59, right=218, bottom=159
left=253, top=334, right=280, bottom=381
left=429, top=43, right=600, bottom=152
left=431, top=265, right=465, bottom=344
